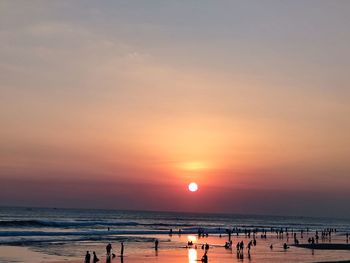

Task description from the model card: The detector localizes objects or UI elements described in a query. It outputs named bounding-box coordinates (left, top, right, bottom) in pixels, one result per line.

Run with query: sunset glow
left=0, top=1, right=350, bottom=218
left=2, top=2, right=350, bottom=263
left=180, top=161, right=208, bottom=171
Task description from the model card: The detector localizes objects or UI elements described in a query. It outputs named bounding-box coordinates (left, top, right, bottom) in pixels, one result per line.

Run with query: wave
left=0, top=234, right=159, bottom=246
left=0, top=219, right=201, bottom=229
left=1, top=219, right=343, bottom=235
left=0, top=229, right=165, bottom=237
left=0, top=226, right=230, bottom=238
left=0, top=220, right=140, bottom=228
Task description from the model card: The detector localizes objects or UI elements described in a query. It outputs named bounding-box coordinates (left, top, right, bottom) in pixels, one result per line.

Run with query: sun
left=188, top=182, right=198, bottom=192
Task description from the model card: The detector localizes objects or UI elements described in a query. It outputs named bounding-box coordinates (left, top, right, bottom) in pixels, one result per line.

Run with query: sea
left=0, top=207, right=350, bottom=262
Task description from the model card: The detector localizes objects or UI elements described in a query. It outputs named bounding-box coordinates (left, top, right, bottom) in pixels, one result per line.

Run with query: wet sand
left=43, top=234, right=350, bottom=263
left=2, top=233, right=350, bottom=263
left=295, top=244, right=350, bottom=250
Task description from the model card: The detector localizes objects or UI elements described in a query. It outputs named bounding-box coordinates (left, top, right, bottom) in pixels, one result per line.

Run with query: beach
left=1, top=234, right=350, bottom=263
left=1, top=207, right=350, bottom=263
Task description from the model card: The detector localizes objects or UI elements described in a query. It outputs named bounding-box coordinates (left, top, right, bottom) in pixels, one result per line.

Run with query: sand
left=2, top=234, right=350, bottom=263
left=295, top=244, right=350, bottom=250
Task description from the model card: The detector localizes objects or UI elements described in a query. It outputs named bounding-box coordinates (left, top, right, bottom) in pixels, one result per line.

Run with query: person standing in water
left=155, top=239, right=159, bottom=250
left=93, top=251, right=99, bottom=263
left=247, top=240, right=253, bottom=254
left=120, top=242, right=124, bottom=257
left=106, top=243, right=112, bottom=256
left=201, top=251, right=208, bottom=263
left=84, top=251, right=91, bottom=263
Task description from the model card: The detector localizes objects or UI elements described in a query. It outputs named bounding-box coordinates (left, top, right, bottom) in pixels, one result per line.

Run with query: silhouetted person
left=93, top=251, right=99, bottom=263
left=85, top=251, right=91, bottom=263
left=155, top=239, right=159, bottom=250
left=283, top=243, right=289, bottom=250
left=120, top=242, right=124, bottom=257
left=239, top=240, right=244, bottom=250
left=205, top=243, right=209, bottom=251
left=201, top=251, right=208, bottom=263
left=106, top=243, right=112, bottom=256
left=247, top=240, right=252, bottom=254
left=270, top=244, right=273, bottom=250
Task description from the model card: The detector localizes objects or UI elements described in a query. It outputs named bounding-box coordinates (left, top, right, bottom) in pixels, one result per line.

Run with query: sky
left=1, top=1, right=350, bottom=217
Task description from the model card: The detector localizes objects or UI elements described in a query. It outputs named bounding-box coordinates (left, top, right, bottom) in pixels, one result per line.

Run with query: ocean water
left=0, top=207, right=350, bottom=262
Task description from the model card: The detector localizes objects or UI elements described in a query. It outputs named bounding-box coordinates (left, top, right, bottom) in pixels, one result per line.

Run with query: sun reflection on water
left=188, top=248, right=197, bottom=263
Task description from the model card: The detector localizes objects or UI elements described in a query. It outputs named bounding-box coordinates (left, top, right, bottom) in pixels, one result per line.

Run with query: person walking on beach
left=120, top=242, right=124, bottom=257
left=239, top=240, right=244, bottom=251
left=106, top=243, right=112, bottom=256
left=84, top=251, right=91, bottom=263
left=247, top=240, right=253, bottom=254
left=201, top=251, right=208, bottom=263
left=93, top=251, right=99, bottom=263
left=155, top=239, right=159, bottom=250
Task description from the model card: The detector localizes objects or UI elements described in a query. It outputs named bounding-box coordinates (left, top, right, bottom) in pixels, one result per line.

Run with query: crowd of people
left=84, top=251, right=100, bottom=263
left=83, top=227, right=349, bottom=262
left=84, top=240, right=158, bottom=263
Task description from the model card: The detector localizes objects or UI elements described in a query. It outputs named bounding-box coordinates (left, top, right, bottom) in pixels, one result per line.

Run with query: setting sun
left=188, top=182, right=198, bottom=192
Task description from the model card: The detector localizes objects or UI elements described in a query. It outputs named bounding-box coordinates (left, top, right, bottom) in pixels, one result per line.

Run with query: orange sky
left=1, top=1, right=350, bottom=217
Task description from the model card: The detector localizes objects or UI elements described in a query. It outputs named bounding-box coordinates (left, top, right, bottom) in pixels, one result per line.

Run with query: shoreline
left=294, top=244, right=350, bottom=250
